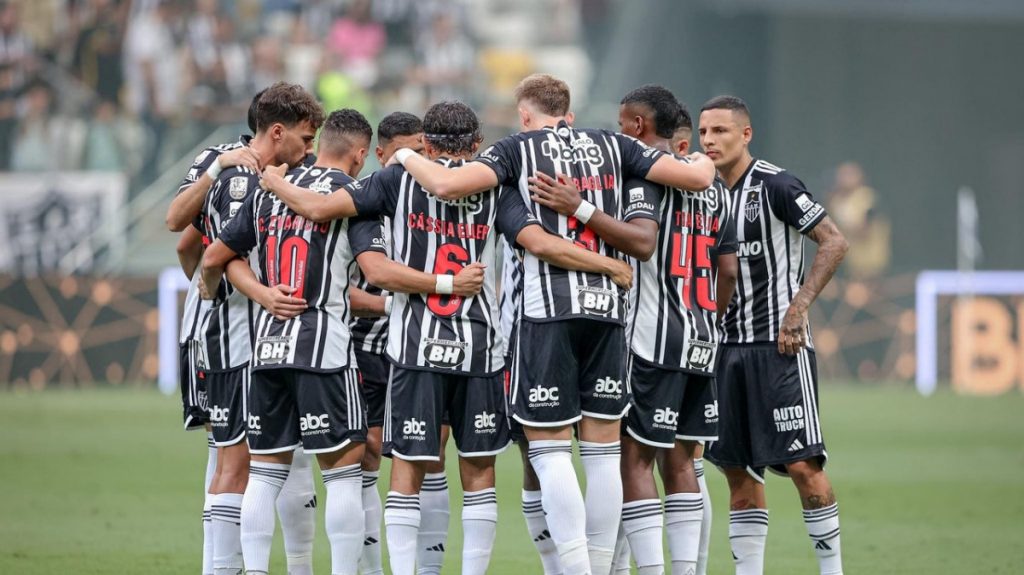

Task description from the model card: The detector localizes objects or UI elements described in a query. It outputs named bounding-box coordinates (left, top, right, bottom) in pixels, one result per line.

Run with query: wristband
left=394, top=148, right=416, bottom=166
left=205, top=157, right=223, bottom=179
left=384, top=295, right=393, bottom=315
left=574, top=200, right=596, bottom=224
left=435, top=274, right=454, bottom=295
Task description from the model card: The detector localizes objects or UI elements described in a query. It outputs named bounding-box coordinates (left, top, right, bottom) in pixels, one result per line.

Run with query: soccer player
left=259, top=99, right=634, bottom=575
left=699, top=96, right=849, bottom=575
left=389, top=74, right=715, bottom=575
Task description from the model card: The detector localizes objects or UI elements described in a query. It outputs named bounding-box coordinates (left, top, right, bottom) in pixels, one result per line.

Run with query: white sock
left=521, top=489, right=564, bottom=575
left=580, top=440, right=622, bottom=574
left=276, top=448, right=315, bottom=575
left=612, top=521, right=631, bottom=574
left=384, top=492, right=421, bottom=575
left=240, top=462, right=289, bottom=574
left=210, top=492, right=243, bottom=575
left=622, top=499, right=664, bottom=575
left=360, top=471, right=384, bottom=575
left=528, top=440, right=590, bottom=575
left=416, top=472, right=449, bottom=575
left=665, top=493, right=703, bottom=575
left=203, top=434, right=217, bottom=575
left=323, top=464, right=364, bottom=575
left=694, top=460, right=711, bottom=575
left=729, top=509, right=769, bottom=575
left=461, top=488, right=498, bottom=575
left=803, top=503, right=843, bottom=575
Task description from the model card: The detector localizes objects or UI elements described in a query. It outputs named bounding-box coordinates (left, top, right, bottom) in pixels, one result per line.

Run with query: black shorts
left=705, top=346, right=826, bottom=475
left=357, top=350, right=389, bottom=428
left=384, top=366, right=511, bottom=462
left=179, top=341, right=209, bottom=430
left=247, top=368, right=367, bottom=455
left=625, top=356, right=718, bottom=448
left=504, top=363, right=527, bottom=444
left=207, top=365, right=248, bottom=447
left=509, top=319, right=629, bottom=427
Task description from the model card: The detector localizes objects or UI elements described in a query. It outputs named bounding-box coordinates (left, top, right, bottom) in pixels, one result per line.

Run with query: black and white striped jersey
left=348, top=159, right=538, bottom=376
left=498, top=237, right=523, bottom=360
left=349, top=216, right=391, bottom=355
left=175, top=135, right=250, bottom=345
left=218, top=164, right=381, bottom=372
left=626, top=174, right=737, bottom=374
left=474, top=120, right=665, bottom=324
left=720, top=159, right=827, bottom=346
left=198, top=166, right=260, bottom=371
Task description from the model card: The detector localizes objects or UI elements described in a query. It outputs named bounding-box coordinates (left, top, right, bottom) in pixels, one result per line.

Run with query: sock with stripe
left=276, top=448, right=315, bottom=575
left=240, top=461, right=290, bottom=574
left=461, top=488, right=498, bottom=575
left=202, top=434, right=217, bottom=575
left=384, top=492, right=420, bottom=575
left=323, top=464, right=364, bottom=575
left=416, top=472, right=450, bottom=574
left=665, top=493, right=703, bottom=575
left=579, top=440, right=623, bottom=574
left=210, top=492, right=243, bottom=575
left=622, top=499, right=664, bottom=575
left=521, top=489, right=564, bottom=575
left=360, top=471, right=384, bottom=575
left=803, top=503, right=843, bottom=575
left=729, top=509, right=769, bottom=575
left=612, top=521, right=632, bottom=575
left=528, top=440, right=590, bottom=575
left=694, top=459, right=711, bottom=575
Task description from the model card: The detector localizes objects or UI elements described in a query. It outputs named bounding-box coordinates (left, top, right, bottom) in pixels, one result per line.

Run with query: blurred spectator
left=0, top=2, right=33, bottom=83
left=0, top=63, right=18, bottom=169
left=328, top=0, right=386, bottom=88
left=72, top=0, right=126, bottom=105
left=411, top=12, right=474, bottom=105
left=10, top=80, right=78, bottom=171
left=828, top=162, right=891, bottom=279
left=81, top=99, right=139, bottom=172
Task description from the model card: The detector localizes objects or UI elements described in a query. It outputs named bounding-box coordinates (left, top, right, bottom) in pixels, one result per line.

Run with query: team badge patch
left=685, top=339, right=716, bottom=371
left=575, top=286, right=616, bottom=316
left=254, top=335, right=293, bottom=365
left=421, top=338, right=468, bottom=369
left=744, top=186, right=762, bottom=223
left=229, top=176, right=249, bottom=200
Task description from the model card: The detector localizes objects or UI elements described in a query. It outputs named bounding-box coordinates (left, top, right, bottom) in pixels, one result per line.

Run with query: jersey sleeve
left=176, top=148, right=218, bottom=195
left=473, top=134, right=521, bottom=186
left=348, top=216, right=388, bottom=257
left=615, top=133, right=667, bottom=179
left=767, top=172, right=827, bottom=234
left=495, top=186, right=542, bottom=245
left=716, top=199, right=738, bottom=255
left=218, top=192, right=258, bottom=256
left=349, top=165, right=402, bottom=218
left=622, top=176, right=663, bottom=222
left=212, top=170, right=261, bottom=226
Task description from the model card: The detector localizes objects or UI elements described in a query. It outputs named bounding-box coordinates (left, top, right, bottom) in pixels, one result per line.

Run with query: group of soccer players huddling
left=167, top=74, right=849, bottom=575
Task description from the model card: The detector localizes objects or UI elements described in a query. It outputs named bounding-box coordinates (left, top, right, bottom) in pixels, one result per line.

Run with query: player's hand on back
left=777, top=303, right=808, bottom=355
left=529, top=172, right=580, bottom=215
left=608, top=258, right=633, bottom=290
left=259, top=284, right=308, bottom=321
left=452, top=262, right=486, bottom=296
left=260, top=163, right=288, bottom=192
left=218, top=147, right=262, bottom=172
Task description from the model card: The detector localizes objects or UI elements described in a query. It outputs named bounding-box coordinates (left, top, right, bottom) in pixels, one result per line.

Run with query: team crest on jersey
left=229, top=176, right=249, bottom=199
left=255, top=335, right=293, bottom=365
left=309, top=179, right=334, bottom=194
left=422, top=338, right=468, bottom=369
left=743, top=185, right=762, bottom=223
left=685, top=339, right=716, bottom=370
left=575, top=286, right=616, bottom=316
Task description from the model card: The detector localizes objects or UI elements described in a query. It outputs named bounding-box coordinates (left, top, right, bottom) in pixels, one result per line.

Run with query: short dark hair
left=253, top=82, right=325, bottom=133
left=377, top=112, right=423, bottom=145
left=514, top=73, right=571, bottom=117
left=247, top=87, right=268, bottom=134
left=318, top=109, right=373, bottom=157
left=620, top=84, right=686, bottom=139
left=422, top=101, right=482, bottom=156
left=701, top=95, right=751, bottom=121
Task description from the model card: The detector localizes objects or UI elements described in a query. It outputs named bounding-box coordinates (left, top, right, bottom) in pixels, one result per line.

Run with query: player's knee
left=785, top=458, right=823, bottom=485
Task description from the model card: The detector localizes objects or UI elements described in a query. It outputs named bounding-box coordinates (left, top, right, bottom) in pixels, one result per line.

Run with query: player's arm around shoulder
left=514, top=224, right=633, bottom=290
left=260, top=164, right=358, bottom=222
left=394, top=148, right=500, bottom=200
left=166, top=146, right=261, bottom=231
left=646, top=152, right=716, bottom=192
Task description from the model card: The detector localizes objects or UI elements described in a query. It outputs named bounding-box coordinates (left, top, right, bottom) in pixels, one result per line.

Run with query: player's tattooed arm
left=176, top=225, right=204, bottom=280
left=645, top=152, right=716, bottom=192
left=260, top=164, right=358, bottom=222
left=224, top=258, right=307, bottom=321
left=199, top=239, right=235, bottom=300
left=350, top=287, right=387, bottom=317
left=778, top=216, right=848, bottom=355
left=527, top=172, right=659, bottom=260
left=395, top=150, right=499, bottom=200
left=716, top=252, right=739, bottom=319
left=166, top=147, right=261, bottom=231
left=355, top=251, right=485, bottom=297
left=515, top=224, right=633, bottom=290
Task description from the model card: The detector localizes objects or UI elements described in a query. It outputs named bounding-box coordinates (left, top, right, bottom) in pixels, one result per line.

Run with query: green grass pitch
left=1, top=384, right=1022, bottom=574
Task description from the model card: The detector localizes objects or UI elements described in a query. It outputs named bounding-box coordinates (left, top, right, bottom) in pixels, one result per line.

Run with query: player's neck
left=249, top=134, right=277, bottom=168
left=720, top=151, right=754, bottom=189
left=640, top=135, right=672, bottom=154
left=316, top=153, right=354, bottom=176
